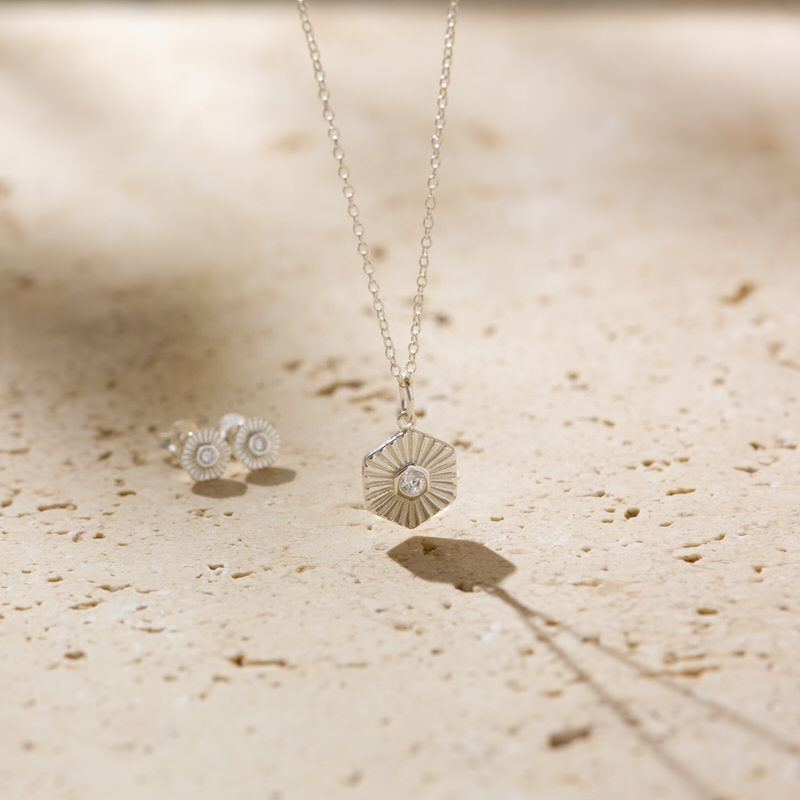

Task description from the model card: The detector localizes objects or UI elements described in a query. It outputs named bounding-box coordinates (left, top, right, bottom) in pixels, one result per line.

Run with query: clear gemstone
left=219, top=413, right=245, bottom=440
left=248, top=432, right=270, bottom=455
left=196, top=444, right=219, bottom=467
left=163, top=419, right=198, bottom=456
left=397, top=465, right=428, bottom=499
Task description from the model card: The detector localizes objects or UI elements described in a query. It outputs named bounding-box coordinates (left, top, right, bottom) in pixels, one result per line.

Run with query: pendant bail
left=397, top=374, right=415, bottom=431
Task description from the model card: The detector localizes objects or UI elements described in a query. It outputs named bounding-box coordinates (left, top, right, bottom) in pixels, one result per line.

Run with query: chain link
left=296, top=0, right=459, bottom=384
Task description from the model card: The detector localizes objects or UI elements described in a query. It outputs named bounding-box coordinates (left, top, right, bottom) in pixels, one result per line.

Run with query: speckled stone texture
left=1, top=3, right=799, bottom=799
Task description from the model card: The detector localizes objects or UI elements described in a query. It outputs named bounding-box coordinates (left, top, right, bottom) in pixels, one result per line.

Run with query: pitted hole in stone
left=248, top=432, right=270, bottom=456
left=196, top=444, right=219, bottom=468
left=397, top=465, right=428, bottom=499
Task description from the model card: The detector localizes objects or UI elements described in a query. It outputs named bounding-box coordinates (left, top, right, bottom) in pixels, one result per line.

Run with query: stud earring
left=219, top=413, right=280, bottom=471
left=162, top=419, right=232, bottom=482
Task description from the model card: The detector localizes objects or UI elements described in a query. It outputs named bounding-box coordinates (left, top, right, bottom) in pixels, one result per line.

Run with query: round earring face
left=180, top=427, right=231, bottom=481
left=232, top=417, right=280, bottom=470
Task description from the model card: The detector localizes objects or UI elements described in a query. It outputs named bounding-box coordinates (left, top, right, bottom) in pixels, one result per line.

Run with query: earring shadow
left=245, top=467, right=297, bottom=487
left=191, top=479, right=247, bottom=498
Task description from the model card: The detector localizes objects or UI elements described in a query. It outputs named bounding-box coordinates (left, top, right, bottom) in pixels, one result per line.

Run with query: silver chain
left=296, top=0, right=459, bottom=386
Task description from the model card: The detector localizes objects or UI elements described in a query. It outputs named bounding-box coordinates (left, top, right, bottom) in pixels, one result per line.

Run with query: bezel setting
left=232, top=417, right=280, bottom=471
left=395, top=465, right=430, bottom=499
left=180, top=427, right=231, bottom=482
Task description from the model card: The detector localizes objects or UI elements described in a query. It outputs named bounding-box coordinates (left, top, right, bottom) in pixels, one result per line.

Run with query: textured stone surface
left=1, top=3, right=799, bottom=799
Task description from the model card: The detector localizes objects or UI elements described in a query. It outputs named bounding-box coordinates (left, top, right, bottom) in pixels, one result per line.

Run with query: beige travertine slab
left=1, top=3, right=799, bottom=799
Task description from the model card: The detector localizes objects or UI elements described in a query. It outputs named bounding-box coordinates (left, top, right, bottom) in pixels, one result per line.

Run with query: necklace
left=297, top=0, right=459, bottom=529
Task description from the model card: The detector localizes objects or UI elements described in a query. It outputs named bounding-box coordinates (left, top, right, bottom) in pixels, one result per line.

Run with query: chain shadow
left=388, top=536, right=800, bottom=800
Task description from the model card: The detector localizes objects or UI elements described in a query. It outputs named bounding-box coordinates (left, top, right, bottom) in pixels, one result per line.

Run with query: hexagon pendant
left=363, top=428, right=457, bottom=528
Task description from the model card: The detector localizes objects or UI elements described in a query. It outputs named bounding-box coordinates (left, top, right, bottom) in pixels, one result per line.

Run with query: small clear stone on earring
left=196, top=444, right=220, bottom=468
left=248, top=433, right=269, bottom=455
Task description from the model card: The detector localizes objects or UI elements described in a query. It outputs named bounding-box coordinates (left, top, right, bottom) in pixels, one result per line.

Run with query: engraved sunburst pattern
left=232, top=417, right=280, bottom=471
left=363, top=429, right=457, bottom=529
left=179, top=427, right=231, bottom=482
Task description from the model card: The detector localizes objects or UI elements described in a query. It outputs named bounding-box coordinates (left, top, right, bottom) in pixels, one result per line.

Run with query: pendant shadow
left=388, top=536, right=800, bottom=800
left=388, top=535, right=516, bottom=592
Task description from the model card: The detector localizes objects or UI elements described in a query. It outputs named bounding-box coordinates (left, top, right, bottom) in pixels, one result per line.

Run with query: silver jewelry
left=364, top=379, right=457, bottom=528
left=162, top=420, right=231, bottom=482
left=220, top=413, right=281, bottom=471
left=297, top=1, right=459, bottom=528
